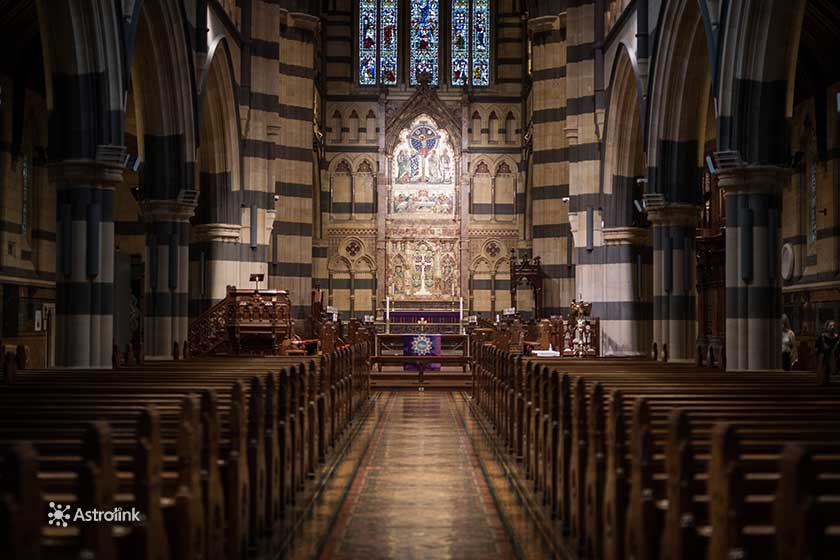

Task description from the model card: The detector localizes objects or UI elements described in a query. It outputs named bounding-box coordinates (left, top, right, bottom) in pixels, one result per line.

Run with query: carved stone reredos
left=384, top=85, right=462, bottom=155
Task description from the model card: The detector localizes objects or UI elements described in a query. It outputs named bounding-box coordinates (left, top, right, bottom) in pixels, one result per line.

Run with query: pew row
left=470, top=344, right=840, bottom=560
left=0, top=343, right=372, bottom=560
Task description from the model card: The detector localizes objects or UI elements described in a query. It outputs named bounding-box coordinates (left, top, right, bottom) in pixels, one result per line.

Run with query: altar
left=384, top=295, right=464, bottom=334
left=387, top=310, right=460, bottom=325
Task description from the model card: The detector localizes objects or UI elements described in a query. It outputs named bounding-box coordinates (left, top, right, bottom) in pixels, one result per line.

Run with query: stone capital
left=528, top=15, right=565, bottom=36
left=140, top=199, right=197, bottom=222
left=603, top=227, right=651, bottom=246
left=280, top=10, right=320, bottom=33
left=715, top=165, right=788, bottom=196
left=645, top=203, right=699, bottom=228
left=191, top=223, right=242, bottom=244
left=48, top=159, right=124, bottom=189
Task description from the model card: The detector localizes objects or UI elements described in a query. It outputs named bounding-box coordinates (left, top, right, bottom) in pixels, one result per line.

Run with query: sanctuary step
left=370, top=369, right=472, bottom=390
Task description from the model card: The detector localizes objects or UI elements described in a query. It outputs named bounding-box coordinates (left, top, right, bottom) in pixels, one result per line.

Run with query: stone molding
left=527, top=15, right=565, bottom=36
left=48, top=159, right=124, bottom=188
left=603, top=226, right=651, bottom=246
left=140, top=199, right=198, bottom=222
left=191, top=223, right=242, bottom=243
left=279, top=10, right=321, bottom=33
left=645, top=203, right=699, bottom=228
left=716, top=165, right=788, bottom=196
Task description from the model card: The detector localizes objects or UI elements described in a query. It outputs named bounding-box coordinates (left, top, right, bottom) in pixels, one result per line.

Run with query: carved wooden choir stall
left=509, top=249, right=545, bottom=319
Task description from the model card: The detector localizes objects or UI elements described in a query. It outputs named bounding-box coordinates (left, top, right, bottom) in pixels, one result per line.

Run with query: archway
left=645, top=0, right=716, bottom=362
left=599, top=44, right=651, bottom=356
left=190, top=37, right=244, bottom=318
left=128, top=0, right=198, bottom=359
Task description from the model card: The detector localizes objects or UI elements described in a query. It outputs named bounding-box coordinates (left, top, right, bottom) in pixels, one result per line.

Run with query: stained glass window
left=450, top=0, right=490, bottom=86
left=410, top=0, right=440, bottom=85
left=472, top=0, right=490, bottom=85
left=380, top=0, right=398, bottom=85
left=360, top=1, right=491, bottom=87
left=359, top=0, right=378, bottom=85
left=451, top=0, right=470, bottom=86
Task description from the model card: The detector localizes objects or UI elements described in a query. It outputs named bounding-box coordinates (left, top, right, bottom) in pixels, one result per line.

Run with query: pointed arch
left=717, top=0, right=807, bottom=164
left=36, top=0, right=127, bottom=159
left=385, top=89, right=462, bottom=154
left=474, top=160, right=491, bottom=175
left=195, top=36, right=242, bottom=225
left=355, top=255, right=377, bottom=272
left=355, top=157, right=375, bottom=174
left=646, top=0, right=713, bottom=204
left=130, top=0, right=198, bottom=199
left=331, top=158, right=353, bottom=174
left=494, top=157, right=517, bottom=176
left=470, top=256, right=492, bottom=273
left=328, top=255, right=353, bottom=273
left=494, top=257, right=511, bottom=274
left=604, top=43, right=645, bottom=187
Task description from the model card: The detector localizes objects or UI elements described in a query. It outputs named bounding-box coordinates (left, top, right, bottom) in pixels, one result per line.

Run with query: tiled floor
left=286, top=391, right=555, bottom=560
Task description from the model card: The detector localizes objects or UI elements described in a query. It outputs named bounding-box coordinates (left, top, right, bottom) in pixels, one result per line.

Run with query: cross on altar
left=415, top=255, right=433, bottom=296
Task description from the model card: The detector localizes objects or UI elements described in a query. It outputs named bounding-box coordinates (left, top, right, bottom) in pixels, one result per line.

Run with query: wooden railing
left=188, top=297, right=229, bottom=356
left=188, top=287, right=294, bottom=356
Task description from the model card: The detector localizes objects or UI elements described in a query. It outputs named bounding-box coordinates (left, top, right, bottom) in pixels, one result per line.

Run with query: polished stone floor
left=286, top=392, right=557, bottom=560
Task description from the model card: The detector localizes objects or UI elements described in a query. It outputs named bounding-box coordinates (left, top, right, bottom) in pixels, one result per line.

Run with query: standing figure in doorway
left=815, top=320, right=839, bottom=385
left=781, top=314, right=797, bottom=371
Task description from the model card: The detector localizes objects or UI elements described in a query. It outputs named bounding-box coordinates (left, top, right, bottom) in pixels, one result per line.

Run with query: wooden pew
left=469, top=346, right=840, bottom=559
left=0, top=343, right=372, bottom=560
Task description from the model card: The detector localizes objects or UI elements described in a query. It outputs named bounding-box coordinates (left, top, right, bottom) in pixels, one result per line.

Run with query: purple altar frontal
left=389, top=310, right=460, bottom=324
left=403, top=334, right=441, bottom=371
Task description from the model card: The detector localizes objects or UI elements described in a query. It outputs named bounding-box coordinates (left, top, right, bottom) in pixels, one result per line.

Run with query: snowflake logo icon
left=48, top=502, right=72, bottom=527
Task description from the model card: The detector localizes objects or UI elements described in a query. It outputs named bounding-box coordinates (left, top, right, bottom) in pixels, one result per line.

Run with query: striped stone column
left=528, top=15, right=574, bottom=317
left=599, top=227, right=652, bottom=356
left=647, top=203, right=698, bottom=362
left=142, top=200, right=195, bottom=360
left=51, top=160, right=122, bottom=368
left=717, top=166, right=784, bottom=372
left=189, top=223, right=242, bottom=316
left=271, top=11, right=319, bottom=322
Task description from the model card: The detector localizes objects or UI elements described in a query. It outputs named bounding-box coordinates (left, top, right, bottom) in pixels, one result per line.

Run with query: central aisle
left=319, top=392, right=515, bottom=559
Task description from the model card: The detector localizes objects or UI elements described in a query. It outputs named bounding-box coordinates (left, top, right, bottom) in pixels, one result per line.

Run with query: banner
left=403, top=334, right=441, bottom=371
